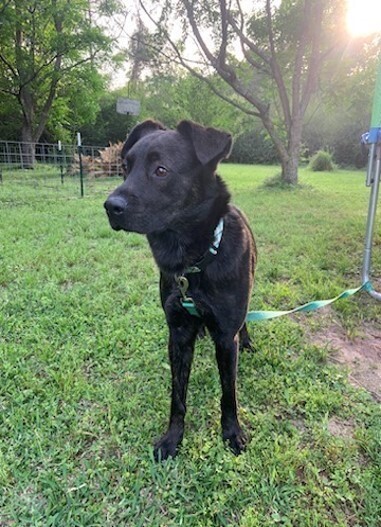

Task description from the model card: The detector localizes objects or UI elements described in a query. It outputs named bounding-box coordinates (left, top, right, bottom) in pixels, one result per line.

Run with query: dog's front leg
left=154, top=321, right=199, bottom=461
left=214, top=333, right=246, bottom=455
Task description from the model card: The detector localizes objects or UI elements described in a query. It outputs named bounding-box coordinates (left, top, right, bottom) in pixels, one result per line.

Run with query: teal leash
left=176, top=217, right=375, bottom=321
left=181, top=281, right=374, bottom=321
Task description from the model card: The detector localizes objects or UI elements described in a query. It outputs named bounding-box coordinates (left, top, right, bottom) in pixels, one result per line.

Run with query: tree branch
left=265, top=0, right=292, bottom=130
left=218, top=0, right=228, bottom=66
left=181, top=0, right=268, bottom=113
left=300, top=1, right=325, bottom=114
left=0, top=0, right=12, bottom=16
left=0, top=53, right=19, bottom=79
left=0, top=86, right=18, bottom=96
left=138, top=0, right=291, bottom=152
left=180, top=66, right=262, bottom=118
left=181, top=0, right=219, bottom=69
left=291, top=1, right=311, bottom=121
left=34, top=54, right=62, bottom=141
left=137, top=1, right=261, bottom=117
left=227, top=4, right=270, bottom=65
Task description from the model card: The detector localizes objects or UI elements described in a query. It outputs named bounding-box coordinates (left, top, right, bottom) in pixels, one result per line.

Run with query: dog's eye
left=155, top=166, right=167, bottom=177
left=122, top=160, right=129, bottom=179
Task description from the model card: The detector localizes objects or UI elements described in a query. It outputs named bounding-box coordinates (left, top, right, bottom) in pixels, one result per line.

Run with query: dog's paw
left=153, top=433, right=181, bottom=462
left=239, top=325, right=255, bottom=352
left=223, top=427, right=247, bottom=455
left=239, top=338, right=256, bottom=353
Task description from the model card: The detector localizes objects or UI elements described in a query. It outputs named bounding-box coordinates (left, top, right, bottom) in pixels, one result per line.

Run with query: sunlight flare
left=346, top=0, right=381, bottom=36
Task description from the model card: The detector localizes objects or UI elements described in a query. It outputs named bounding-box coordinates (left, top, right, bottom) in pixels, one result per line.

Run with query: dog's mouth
left=109, top=221, right=122, bottom=231
left=105, top=209, right=151, bottom=235
left=104, top=196, right=169, bottom=235
left=104, top=208, right=123, bottom=231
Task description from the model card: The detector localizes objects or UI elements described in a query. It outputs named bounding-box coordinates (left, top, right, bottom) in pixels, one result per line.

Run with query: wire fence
left=0, top=140, right=124, bottom=205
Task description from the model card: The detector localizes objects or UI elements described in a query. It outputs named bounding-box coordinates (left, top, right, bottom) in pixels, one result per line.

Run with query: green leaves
left=0, top=0, right=115, bottom=142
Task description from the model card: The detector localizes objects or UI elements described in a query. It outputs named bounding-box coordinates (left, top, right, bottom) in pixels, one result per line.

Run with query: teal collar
left=175, top=218, right=224, bottom=311
left=183, top=218, right=224, bottom=275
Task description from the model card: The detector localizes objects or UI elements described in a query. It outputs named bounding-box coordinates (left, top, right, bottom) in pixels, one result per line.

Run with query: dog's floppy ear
left=121, top=120, right=165, bottom=158
left=177, top=120, right=232, bottom=167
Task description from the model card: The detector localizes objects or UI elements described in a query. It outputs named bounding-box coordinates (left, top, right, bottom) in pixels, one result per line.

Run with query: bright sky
left=346, top=0, right=381, bottom=36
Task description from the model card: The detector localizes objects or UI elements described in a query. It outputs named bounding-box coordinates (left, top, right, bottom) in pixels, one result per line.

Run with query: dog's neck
left=147, top=176, right=230, bottom=275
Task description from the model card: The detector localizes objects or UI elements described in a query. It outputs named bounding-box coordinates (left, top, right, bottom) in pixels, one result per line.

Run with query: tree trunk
left=280, top=116, right=303, bottom=185
left=21, top=120, right=35, bottom=169
left=19, top=85, right=36, bottom=168
left=280, top=153, right=299, bottom=185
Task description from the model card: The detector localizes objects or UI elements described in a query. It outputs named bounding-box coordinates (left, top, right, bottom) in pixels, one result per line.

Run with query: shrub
left=230, top=129, right=279, bottom=165
left=308, top=150, right=335, bottom=172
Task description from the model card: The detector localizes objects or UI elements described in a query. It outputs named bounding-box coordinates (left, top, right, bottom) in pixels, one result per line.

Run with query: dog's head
left=104, top=120, right=232, bottom=234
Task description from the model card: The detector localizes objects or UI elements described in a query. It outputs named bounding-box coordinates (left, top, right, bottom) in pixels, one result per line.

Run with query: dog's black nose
left=104, top=196, right=127, bottom=216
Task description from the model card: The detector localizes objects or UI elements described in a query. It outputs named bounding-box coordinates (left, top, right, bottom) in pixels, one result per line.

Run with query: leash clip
left=175, top=275, right=201, bottom=317
left=175, top=275, right=190, bottom=300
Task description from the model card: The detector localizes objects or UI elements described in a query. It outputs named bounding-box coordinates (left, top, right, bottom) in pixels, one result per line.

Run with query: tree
left=78, top=88, right=138, bottom=145
left=0, top=0, right=113, bottom=165
left=77, top=72, right=250, bottom=146
left=141, top=73, right=249, bottom=133
left=139, top=0, right=355, bottom=184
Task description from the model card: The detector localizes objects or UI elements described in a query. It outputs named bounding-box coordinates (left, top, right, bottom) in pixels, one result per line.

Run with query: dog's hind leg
left=197, top=325, right=207, bottom=340
left=213, top=332, right=247, bottom=455
left=239, top=323, right=254, bottom=352
left=154, top=318, right=201, bottom=461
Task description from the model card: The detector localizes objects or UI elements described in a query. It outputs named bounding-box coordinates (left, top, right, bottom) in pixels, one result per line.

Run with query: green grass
left=0, top=164, right=120, bottom=203
left=0, top=165, right=380, bottom=526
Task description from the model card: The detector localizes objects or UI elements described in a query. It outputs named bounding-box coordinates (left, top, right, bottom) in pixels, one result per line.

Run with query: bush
left=230, top=129, right=279, bottom=165
left=308, top=150, right=335, bottom=172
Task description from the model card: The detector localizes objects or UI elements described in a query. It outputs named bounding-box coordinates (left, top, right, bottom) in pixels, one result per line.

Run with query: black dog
left=104, top=120, right=256, bottom=460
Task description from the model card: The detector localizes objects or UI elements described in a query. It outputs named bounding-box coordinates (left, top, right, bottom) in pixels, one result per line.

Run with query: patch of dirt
left=310, top=312, right=381, bottom=401
left=327, top=417, right=355, bottom=439
left=291, top=418, right=307, bottom=433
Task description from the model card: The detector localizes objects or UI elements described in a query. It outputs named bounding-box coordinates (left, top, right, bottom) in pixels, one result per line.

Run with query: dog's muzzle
left=104, top=195, right=128, bottom=230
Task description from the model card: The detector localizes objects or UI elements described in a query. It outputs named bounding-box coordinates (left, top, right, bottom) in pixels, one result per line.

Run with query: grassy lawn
left=0, top=165, right=380, bottom=526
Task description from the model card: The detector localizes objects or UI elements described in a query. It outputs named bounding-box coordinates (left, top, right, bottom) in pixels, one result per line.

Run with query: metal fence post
left=58, top=141, right=64, bottom=184
left=77, top=133, right=84, bottom=197
left=18, top=142, right=23, bottom=169
left=362, top=58, right=381, bottom=301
